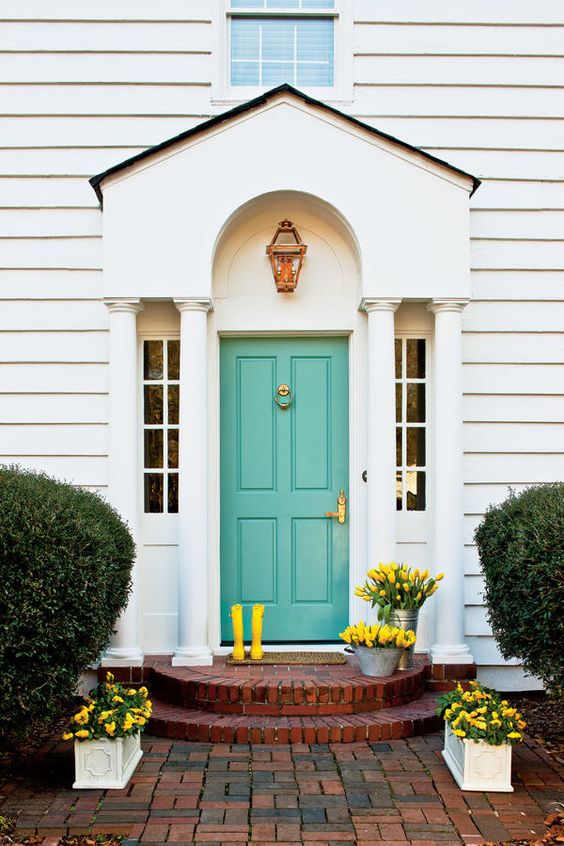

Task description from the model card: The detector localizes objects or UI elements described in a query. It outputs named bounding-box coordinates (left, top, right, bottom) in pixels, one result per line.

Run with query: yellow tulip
left=435, top=573, right=444, bottom=581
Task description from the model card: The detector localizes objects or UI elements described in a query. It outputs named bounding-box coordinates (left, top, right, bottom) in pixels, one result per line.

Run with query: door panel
left=220, top=337, right=349, bottom=642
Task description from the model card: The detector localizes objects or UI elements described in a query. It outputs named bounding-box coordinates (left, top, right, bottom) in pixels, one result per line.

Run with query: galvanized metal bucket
left=354, top=646, right=402, bottom=677
left=390, top=609, right=419, bottom=670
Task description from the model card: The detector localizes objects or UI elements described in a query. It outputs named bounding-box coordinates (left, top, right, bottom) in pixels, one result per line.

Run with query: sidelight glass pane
left=396, top=427, right=402, bottom=466
left=395, top=383, right=402, bottom=422
left=168, top=473, right=179, bottom=513
left=143, top=340, right=163, bottom=380
left=144, top=473, right=163, bottom=513
left=407, top=383, right=425, bottom=422
left=144, top=429, right=163, bottom=468
left=395, top=338, right=402, bottom=379
left=396, top=472, right=403, bottom=511
left=168, top=340, right=180, bottom=380
left=168, top=429, right=179, bottom=469
left=144, top=385, right=163, bottom=425
left=406, top=470, right=426, bottom=511
left=168, top=385, right=179, bottom=425
left=406, top=427, right=425, bottom=467
left=406, top=339, right=425, bottom=379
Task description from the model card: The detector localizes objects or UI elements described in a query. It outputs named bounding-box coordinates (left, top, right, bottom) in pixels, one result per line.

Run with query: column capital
left=174, top=297, right=213, bottom=314
left=427, top=298, right=470, bottom=314
left=359, top=297, right=402, bottom=314
left=104, top=298, right=144, bottom=315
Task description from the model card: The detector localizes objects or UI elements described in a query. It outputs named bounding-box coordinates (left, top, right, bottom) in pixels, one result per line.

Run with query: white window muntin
left=213, top=0, right=352, bottom=104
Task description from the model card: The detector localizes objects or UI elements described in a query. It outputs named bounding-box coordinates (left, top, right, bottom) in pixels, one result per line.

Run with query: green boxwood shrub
left=0, top=466, right=134, bottom=745
left=474, top=483, right=564, bottom=695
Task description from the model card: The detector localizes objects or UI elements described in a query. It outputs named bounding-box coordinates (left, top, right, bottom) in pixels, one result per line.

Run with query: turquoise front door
left=220, top=337, right=349, bottom=642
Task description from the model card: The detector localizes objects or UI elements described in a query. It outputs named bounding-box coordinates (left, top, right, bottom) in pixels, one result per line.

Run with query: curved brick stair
left=100, top=654, right=475, bottom=744
left=148, top=690, right=442, bottom=744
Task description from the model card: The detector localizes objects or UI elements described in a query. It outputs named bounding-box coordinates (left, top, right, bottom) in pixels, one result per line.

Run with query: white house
left=2, top=1, right=562, bottom=690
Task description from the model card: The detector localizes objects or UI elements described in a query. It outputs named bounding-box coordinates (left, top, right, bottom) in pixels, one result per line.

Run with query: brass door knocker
left=274, top=383, right=293, bottom=409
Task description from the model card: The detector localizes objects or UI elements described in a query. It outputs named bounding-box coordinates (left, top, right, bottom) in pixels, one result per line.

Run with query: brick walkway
left=1, top=733, right=563, bottom=845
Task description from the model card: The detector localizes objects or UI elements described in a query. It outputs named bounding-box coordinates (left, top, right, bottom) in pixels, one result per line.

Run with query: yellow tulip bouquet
left=339, top=621, right=416, bottom=650
left=355, top=562, right=444, bottom=622
left=436, top=680, right=526, bottom=746
left=62, top=671, right=152, bottom=742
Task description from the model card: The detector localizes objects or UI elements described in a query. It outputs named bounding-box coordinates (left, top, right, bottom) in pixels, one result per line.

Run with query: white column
left=361, top=298, right=401, bottom=566
left=428, top=299, right=473, bottom=664
left=102, top=299, right=144, bottom=666
left=172, top=298, right=213, bottom=666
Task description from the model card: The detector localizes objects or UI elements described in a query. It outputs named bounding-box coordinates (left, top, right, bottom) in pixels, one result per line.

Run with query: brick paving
left=1, top=733, right=562, bottom=845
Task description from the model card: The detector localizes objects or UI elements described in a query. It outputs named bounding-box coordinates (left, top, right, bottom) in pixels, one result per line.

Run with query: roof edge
left=89, top=83, right=481, bottom=205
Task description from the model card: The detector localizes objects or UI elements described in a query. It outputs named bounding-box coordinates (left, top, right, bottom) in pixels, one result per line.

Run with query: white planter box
left=442, top=721, right=513, bottom=792
left=73, top=732, right=143, bottom=789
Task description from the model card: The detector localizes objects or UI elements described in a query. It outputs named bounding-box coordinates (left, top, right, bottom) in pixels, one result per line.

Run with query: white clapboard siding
left=470, top=271, right=564, bottom=302
left=1, top=394, right=108, bottom=423
left=0, top=301, right=107, bottom=331
left=355, top=1, right=564, bottom=25
left=464, top=453, right=564, bottom=484
left=1, top=1, right=211, bottom=21
left=0, top=424, right=107, bottom=455
left=471, top=240, right=564, bottom=270
left=463, top=301, right=564, bottom=332
left=464, top=394, right=564, bottom=423
left=352, top=88, right=564, bottom=119
left=464, top=483, right=532, bottom=516
left=463, top=515, right=483, bottom=546
left=0, top=116, right=205, bottom=148
left=430, top=150, right=564, bottom=181
left=471, top=212, right=564, bottom=241
left=0, top=85, right=212, bottom=116
left=470, top=180, right=564, bottom=210
left=0, top=363, right=107, bottom=392
left=0, top=22, right=212, bottom=52
left=0, top=148, right=144, bottom=176
left=0, top=331, right=108, bottom=362
left=464, top=545, right=482, bottom=576
left=463, top=334, right=564, bottom=364
left=0, top=238, right=101, bottom=269
left=355, top=55, right=564, bottom=88
left=0, top=177, right=97, bottom=208
left=0, top=53, right=211, bottom=84
left=0, top=455, right=107, bottom=486
left=354, top=23, right=564, bottom=57
left=464, top=574, right=485, bottom=606
left=363, top=117, right=564, bottom=151
left=0, top=270, right=102, bottom=299
left=463, top=363, right=564, bottom=394
left=464, top=423, right=564, bottom=453
left=0, top=209, right=102, bottom=237
left=465, top=607, right=493, bottom=637
left=466, top=637, right=521, bottom=666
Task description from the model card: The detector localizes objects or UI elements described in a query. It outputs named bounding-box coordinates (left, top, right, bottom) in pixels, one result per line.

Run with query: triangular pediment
left=90, top=84, right=479, bottom=204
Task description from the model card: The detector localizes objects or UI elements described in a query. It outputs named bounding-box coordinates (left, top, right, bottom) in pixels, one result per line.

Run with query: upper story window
left=231, top=1, right=334, bottom=88
left=214, top=0, right=352, bottom=104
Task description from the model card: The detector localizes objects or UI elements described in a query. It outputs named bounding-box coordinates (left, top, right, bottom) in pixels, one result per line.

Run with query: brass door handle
left=326, top=490, right=346, bottom=524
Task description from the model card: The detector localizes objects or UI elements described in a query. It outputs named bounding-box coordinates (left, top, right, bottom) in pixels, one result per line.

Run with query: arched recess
left=212, top=190, right=361, bottom=311
left=207, top=190, right=367, bottom=650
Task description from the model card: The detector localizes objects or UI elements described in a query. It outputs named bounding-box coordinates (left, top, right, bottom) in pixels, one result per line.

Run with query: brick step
left=148, top=691, right=442, bottom=744
left=149, top=657, right=427, bottom=715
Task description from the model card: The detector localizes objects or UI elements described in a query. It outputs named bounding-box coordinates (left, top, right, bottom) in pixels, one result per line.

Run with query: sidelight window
left=395, top=338, right=427, bottom=511
left=142, top=339, right=180, bottom=513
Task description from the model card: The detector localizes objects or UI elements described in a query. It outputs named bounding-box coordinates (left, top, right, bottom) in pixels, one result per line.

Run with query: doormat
left=226, top=651, right=346, bottom=665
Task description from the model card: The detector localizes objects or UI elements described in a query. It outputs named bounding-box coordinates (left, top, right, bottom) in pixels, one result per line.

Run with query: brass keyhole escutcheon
left=274, top=383, right=293, bottom=409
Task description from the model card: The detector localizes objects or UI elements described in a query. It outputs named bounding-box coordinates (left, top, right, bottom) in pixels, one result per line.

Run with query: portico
left=91, top=85, right=478, bottom=667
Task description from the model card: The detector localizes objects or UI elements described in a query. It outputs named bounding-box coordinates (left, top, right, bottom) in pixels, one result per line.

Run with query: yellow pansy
left=62, top=731, right=74, bottom=741
left=75, top=729, right=90, bottom=739
left=453, top=729, right=466, bottom=737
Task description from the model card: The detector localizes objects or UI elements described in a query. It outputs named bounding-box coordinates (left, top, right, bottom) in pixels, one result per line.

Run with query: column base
left=101, top=647, right=144, bottom=667
left=172, top=646, right=214, bottom=667
left=430, top=643, right=474, bottom=665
